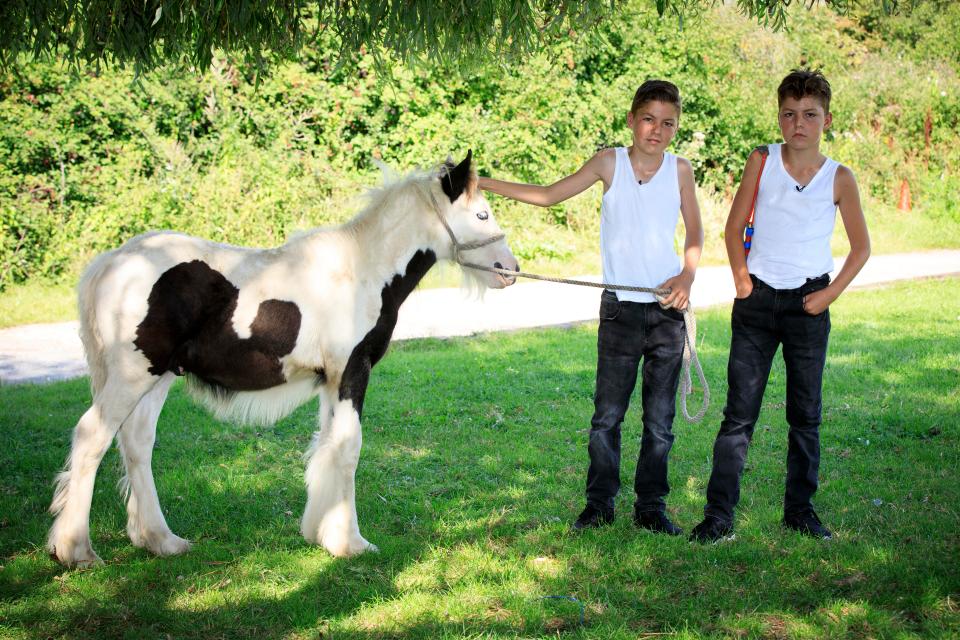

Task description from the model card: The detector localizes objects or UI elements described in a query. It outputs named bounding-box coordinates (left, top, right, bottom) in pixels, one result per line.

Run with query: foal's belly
left=134, top=260, right=303, bottom=391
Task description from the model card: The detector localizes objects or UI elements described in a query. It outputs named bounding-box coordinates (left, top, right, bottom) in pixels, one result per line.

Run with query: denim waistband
left=601, top=289, right=665, bottom=307
left=750, top=273, right=829, bottom=295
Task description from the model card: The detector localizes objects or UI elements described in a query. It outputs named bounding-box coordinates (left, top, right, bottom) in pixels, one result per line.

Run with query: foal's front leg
left=301, top=386, right=377, bottom=557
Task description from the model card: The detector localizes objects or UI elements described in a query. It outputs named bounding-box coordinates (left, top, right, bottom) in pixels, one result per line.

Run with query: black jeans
left=704, top=274, right=831, bottom=524
left=586, top=290, right=685, bottom=514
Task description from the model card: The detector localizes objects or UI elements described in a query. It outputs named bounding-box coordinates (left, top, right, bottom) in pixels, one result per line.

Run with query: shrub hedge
left=1, top=1, right=957, bottom=288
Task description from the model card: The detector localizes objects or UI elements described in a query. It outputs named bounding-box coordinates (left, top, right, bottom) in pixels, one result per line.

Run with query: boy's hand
left=734, top=277, right=753, bottom=299
left=802, top=286, right=837, bottom=315
left=659, top=271, right=694, bottom=310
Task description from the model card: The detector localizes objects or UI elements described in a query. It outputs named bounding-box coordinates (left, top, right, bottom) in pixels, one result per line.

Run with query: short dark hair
left=778, top=68, right=831, bottom=112
left=631, top=79, right=681, bottom=116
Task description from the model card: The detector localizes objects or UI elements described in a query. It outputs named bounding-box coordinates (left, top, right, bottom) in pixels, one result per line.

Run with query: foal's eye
left=476, top=211, right=489, bottom=221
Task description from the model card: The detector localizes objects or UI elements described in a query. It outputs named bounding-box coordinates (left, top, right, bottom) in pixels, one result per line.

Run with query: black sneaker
left=572, top=504, right=614, bottom=530
left=783, top=510, right=832, bottom=539
left=634, top=510, right=683, bottom=536
left=688, top=516, right=734, bottom=543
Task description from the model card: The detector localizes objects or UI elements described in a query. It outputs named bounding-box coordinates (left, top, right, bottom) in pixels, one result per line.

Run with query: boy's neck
left=781, top=142, right=826, bottom=168
left=627, top=144, right=664, bottom=166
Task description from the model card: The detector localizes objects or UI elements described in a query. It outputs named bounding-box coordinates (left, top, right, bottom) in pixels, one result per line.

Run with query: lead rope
left=427, top=190, right=709, bottom=423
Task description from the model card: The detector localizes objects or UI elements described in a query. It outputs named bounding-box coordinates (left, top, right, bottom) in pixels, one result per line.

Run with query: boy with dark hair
left=479, top=79, right=703, bottom=535
left=690, top=69, right=871, bottom=543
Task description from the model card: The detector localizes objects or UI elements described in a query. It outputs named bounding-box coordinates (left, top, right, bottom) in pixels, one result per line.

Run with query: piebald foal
left=48, top=151, right=518, bottom=567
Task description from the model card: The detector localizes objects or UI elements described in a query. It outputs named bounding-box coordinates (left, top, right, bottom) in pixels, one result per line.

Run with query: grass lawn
left=0, top=280, right=77, bottom=330
left=1, top=277, right=957, bottom=639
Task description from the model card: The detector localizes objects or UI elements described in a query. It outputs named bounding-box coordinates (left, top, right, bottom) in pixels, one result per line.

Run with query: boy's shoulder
left=741, top=144, right=773, bottom=172
left=589, top=146, right=618, bottom=174
left=833, top=162, right=859, bottom=193
left=595, top=146, right=618, bottom=158
left=672, top=153, right=694, bottom=178
left=834, top=162, right=855, bottom=178
left=592, top=146, right=622, bottom=163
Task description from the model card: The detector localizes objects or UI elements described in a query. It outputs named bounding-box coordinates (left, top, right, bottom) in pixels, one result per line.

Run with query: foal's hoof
left=72, top=554, right=105, bottom=569
left=49, top=541, right=103, bottom=569
left=129, top=524, right=193, bottom=557
left=321, top=534, right=378, bottom=558
left=340, top=539, right=378, bottom=557
left=149, top=534, right=192, bottom=557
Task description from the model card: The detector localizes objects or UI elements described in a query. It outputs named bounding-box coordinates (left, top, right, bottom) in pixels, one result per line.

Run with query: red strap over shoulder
left=745, top=145, right=769, bottom=228
left=743, top=145, right=769, bottom=256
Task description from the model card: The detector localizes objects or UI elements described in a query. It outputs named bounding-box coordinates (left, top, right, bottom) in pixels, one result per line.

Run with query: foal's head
left=436, top=151, right=519, bottom=289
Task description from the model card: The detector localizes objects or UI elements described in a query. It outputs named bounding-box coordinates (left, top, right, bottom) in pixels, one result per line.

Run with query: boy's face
left=627, top=100, right=680, bottom=155
left=778, top=96, right=832, bottom=150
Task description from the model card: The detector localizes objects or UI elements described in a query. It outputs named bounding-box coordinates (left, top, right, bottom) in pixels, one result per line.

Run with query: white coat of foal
left=47, top=151, right=518, bottom=567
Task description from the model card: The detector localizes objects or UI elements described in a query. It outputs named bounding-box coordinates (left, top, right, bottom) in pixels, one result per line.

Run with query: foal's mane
left=344, top=159, right=485, bottom=293
left=348, top=159, right=477, bottom=231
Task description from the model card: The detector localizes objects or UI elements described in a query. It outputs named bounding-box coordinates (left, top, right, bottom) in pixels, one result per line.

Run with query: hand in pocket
left=802, top=286, right=835, bottom=315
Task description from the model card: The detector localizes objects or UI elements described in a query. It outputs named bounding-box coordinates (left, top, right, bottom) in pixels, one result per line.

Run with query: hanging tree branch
left=0, top=0, right=870, bottom=73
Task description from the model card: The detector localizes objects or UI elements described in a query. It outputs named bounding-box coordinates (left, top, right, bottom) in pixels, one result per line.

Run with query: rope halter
left=427, top=189, right=506, bottom=266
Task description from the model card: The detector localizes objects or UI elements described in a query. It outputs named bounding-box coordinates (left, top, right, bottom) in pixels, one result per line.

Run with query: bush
left=1, top=1, right=958, bottom=289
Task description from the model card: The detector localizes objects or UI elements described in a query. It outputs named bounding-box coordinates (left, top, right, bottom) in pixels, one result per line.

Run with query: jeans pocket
left=734, top=286, right=756, bottom=304
left=599, top=291, right=621, bottom=321
left=656, top=302, right=684, bottom=323
left=800, top=276, right=831, bottom=316
left=800, top=274, right=830, bottom=295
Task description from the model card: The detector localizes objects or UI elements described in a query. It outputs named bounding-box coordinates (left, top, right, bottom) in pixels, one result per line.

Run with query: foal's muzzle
left=494, top=261, right=520, bottom=286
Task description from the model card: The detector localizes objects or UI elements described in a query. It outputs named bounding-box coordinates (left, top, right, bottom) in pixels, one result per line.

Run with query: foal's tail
left=77, top=250, right=116, bottom=397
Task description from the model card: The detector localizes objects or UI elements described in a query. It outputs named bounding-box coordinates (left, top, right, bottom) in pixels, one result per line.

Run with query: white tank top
left=747, top=143, right=840, bottom=289
left=600, top=147, right=682, bottom=303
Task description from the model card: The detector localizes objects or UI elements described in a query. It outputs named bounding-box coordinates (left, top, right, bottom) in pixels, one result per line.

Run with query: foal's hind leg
left=117, top=373, right=191, bottom=557
left=48, top=374, right=158, bottom=567
left=301, top=388, right=376, bottom=557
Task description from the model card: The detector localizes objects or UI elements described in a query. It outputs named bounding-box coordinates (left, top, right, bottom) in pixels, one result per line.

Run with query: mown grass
left=0, top=280, right=77, bottom=329
left=1, top=277, right=958, bottom=639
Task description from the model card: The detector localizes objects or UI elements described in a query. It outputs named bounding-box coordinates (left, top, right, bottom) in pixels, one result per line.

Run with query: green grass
left=0, top=280, right=77, bottom=329
left=1, top=277, right=958, bottom=639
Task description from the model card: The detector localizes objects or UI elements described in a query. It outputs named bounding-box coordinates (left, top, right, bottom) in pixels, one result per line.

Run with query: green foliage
left=0, top=1, right=857, bottom=74
left=0, top=1, right=958, bottom=291
left=851, top=0, right=960, bottom=66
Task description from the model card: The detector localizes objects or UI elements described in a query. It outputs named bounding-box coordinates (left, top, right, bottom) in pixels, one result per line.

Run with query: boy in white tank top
left=479, top=80, right=704, bottom=535
left=690, top=69, right=871, bottom=543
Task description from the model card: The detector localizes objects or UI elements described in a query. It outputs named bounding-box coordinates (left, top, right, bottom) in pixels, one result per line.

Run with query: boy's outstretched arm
left=724, top=149, right=767, bottom=298
left=659, top=158, right=703, bottom=310
left=802, top=166, right=871, bottom=315
left=477, top=150, right=612, bottom=207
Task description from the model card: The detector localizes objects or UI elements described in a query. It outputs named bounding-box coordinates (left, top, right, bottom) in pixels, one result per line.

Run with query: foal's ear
left=440, top=149, right=473, bottom=203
